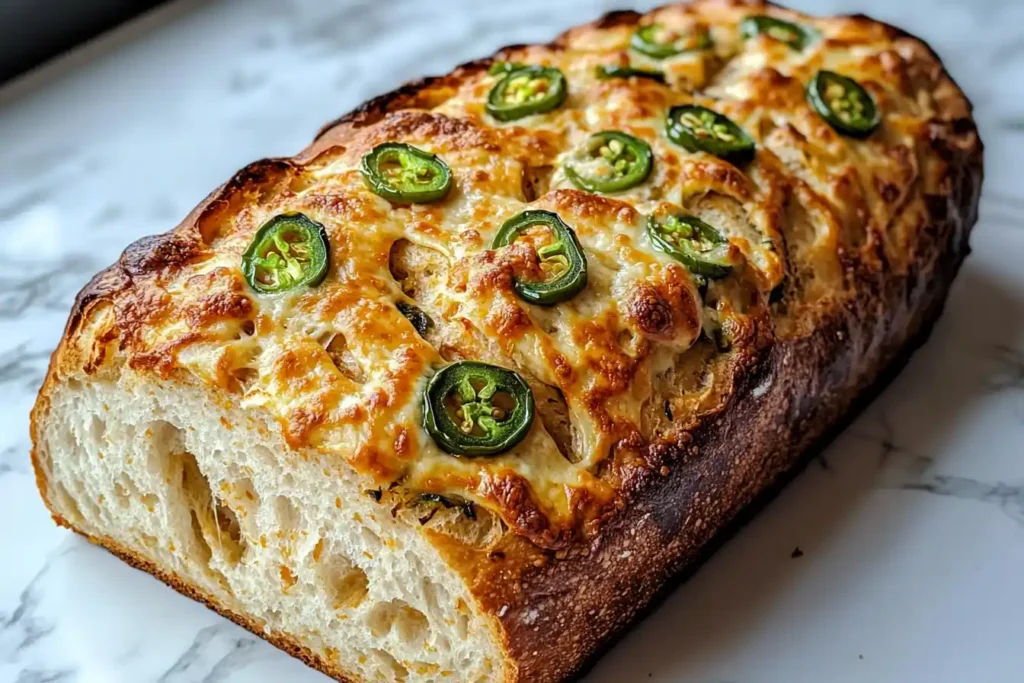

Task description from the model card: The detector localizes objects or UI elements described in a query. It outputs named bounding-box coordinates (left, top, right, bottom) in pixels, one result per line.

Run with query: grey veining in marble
left=1, top=0, right=1023, bottom=681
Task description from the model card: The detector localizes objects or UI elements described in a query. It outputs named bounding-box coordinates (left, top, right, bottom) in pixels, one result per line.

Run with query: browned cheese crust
left=31, top=1, right=982, bottom=681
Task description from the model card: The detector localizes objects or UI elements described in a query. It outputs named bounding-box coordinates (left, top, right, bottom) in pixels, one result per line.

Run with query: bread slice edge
left=31, top=351, right=510, bottom=683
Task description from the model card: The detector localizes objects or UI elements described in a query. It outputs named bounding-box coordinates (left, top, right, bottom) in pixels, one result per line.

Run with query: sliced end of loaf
left=32, top=371, right=507, bottom=682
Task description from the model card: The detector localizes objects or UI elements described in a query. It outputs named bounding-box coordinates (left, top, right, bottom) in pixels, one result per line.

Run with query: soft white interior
left=35, top=374, right=503, bottom=683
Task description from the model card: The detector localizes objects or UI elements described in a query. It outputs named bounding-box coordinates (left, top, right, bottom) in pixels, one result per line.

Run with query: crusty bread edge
left=567, top=239, right=968, bottom=681
left=29, top=2, right=984, bottom=682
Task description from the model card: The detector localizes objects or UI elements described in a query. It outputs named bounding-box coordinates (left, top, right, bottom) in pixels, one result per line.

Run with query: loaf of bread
left=30, top=1, right=981, bottom=680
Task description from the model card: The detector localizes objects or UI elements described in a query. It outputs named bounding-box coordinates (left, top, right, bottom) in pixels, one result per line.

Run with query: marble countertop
left=1, top=0, right=1022, bottom=681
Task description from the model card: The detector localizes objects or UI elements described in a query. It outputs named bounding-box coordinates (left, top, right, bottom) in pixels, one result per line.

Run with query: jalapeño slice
left=631, top=23, right=712, bottom=59
left=360, top=143, right=452, bottom=203
left=666, top=105, right=756, bottom=164
left=595, top=65, right=667, bottom=84
left=739, top=15, right=817, bottom=51
left=396, top=301, right=433, bottom=337
left=423, top=361, right=535, bottom=457
left=486, top=66, right=567, bottom=122
left=241, top=213, right=330, bottom=294
left=565, top=131, right=653, bottom=194
left=492, top=210, right=588, bottom=305
left=488, top=61, right=525, bottom=76
left=647, top=213, right=734, bottom=279
left=807, top=70, right=880, bottom=138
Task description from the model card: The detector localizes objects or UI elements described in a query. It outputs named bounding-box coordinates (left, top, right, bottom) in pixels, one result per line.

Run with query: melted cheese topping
left=103, top=1, right=957, bottom=547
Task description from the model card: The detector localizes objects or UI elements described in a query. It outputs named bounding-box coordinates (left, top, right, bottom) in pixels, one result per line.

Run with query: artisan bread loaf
left=31, top=2, right=982, bottom=681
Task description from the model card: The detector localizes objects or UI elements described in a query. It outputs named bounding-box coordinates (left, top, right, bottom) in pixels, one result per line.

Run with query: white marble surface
left=0, top=0, right=1022, bottom=681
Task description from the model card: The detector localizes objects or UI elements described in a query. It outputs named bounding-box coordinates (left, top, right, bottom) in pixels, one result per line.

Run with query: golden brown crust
left=32, top=1, right=982, bottom=681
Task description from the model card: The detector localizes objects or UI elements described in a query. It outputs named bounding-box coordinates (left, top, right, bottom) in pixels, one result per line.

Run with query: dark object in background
left=0, top=0, right=168, bottom=83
